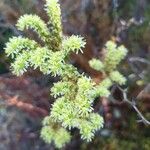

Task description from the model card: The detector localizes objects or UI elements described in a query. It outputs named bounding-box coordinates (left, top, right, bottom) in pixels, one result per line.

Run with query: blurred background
left=0, top=0, right=149, bottom=149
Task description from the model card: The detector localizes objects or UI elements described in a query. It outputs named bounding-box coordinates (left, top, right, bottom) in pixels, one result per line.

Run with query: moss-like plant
left=4, top=0, right=128, bottom=148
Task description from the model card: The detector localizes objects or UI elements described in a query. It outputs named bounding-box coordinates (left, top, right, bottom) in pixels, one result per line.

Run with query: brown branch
left=7, top=96, right=49, bottom=117
left=4, top=95, right=49, bottom=118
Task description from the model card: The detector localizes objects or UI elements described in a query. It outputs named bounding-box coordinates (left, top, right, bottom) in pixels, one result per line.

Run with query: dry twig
left=114, top=86, right=150, bottom=125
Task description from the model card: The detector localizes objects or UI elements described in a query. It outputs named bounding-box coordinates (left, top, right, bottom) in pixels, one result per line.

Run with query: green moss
left=4, top=0, right=128, bottom=148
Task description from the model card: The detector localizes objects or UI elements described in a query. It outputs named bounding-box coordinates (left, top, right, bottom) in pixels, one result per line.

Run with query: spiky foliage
left=89, top=41, right=127, bottom=86
left=104, top=41, right=128, bottom=72
left=89, top=58, right=104, bottom=71
left=16, top=15, right=50, bottom=43
left=5, top=0, right=128, bottom=148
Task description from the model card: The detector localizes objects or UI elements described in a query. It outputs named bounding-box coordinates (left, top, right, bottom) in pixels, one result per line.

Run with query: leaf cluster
left=5, top=0, right=128, bottom=148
